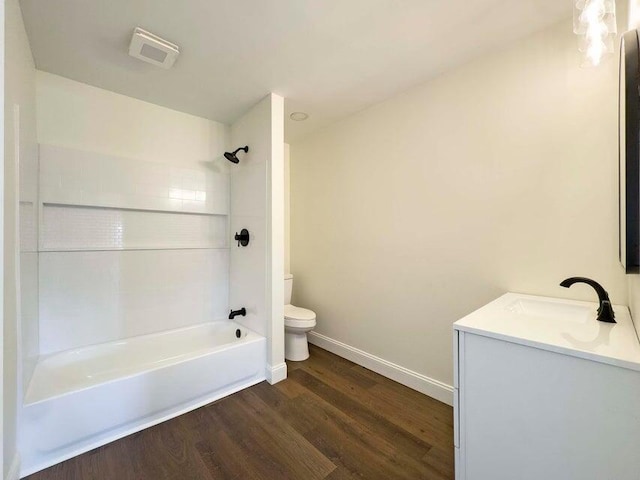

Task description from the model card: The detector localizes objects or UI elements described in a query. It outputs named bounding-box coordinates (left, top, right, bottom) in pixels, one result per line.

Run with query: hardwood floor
left=26, top=345, right=454, bottom=480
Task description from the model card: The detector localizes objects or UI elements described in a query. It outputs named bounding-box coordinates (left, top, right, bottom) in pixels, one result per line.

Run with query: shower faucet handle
left=234, top=229, right=250, bottom=247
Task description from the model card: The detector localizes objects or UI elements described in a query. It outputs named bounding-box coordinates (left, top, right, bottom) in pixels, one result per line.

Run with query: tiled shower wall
left=228, top=93, right=286, bottom=378
left=38, top=145, right=231, bottom=354
left=34, top=72, right=239, bottom=357
left=41, top=206, right=228, bottom=251
left=39, top=249, right=229, bottom=354
left=20, top=143, right=39, bottom=387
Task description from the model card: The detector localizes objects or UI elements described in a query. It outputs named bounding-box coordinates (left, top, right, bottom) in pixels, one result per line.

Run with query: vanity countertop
left=454, top=292, right=640, bottom=372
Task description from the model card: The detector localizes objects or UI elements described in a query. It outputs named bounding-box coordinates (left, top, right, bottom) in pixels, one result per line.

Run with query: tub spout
left=229, top=308, right=246, bottom=320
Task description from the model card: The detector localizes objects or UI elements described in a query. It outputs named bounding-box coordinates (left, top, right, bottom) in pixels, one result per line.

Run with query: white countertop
left=454, top=292, right=640, bottom=372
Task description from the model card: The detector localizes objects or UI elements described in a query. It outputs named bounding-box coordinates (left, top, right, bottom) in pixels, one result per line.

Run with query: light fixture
left=573, top=0, right=617, bottom=67
left=290, top=112, right=309, bottom=121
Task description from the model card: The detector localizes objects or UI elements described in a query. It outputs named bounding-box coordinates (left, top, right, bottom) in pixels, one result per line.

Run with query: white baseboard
left=7, top=454, right=20, bottom=480
left=308, top=331, right=453, bottom=406
left=266, top=362, right=287, bottom=384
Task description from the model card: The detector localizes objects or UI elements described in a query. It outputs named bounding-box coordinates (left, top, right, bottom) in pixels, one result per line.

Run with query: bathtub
left=20, top=321, right=266, bottom=477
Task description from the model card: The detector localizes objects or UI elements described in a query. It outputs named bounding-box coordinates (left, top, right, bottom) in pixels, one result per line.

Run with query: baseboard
left=7, top=454, right=20, bottom=480
left=266, top=362, right=287, bottom=384
left=308, top=331, right=453, bottom=406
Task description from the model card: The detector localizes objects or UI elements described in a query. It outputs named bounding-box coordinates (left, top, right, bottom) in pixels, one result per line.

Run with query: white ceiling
left=20, top=0, right=572, bottom=142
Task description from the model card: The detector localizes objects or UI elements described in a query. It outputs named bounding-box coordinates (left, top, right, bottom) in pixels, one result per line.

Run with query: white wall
left=16, top=5, right=38, bottom=395
left=5, top=0, right=37, bottom=477
left=284, top=143, right=290, bottom=274
left=268, top=96, right=285, bottom=382
left=36, top=72, right=228, bottom=165
left=36, top=73, right=232, bottom=352
left=229, top=93, right=285, bottom=383
left=290, top=18, right=627, bottom=393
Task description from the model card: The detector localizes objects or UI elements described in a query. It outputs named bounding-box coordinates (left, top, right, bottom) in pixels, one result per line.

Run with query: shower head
left=224, top=146, right=249, bottom=164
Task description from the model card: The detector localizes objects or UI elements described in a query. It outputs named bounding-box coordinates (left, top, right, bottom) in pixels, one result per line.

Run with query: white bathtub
left=20, top=321, right=266, bottom=477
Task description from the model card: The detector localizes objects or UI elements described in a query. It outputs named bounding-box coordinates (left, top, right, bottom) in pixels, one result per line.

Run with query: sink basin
left=454, top=292, right=640, bottom=373
left=504, top=298, right=592, bottom=324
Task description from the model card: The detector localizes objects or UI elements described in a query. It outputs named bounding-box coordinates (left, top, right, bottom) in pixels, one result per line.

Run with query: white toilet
left=284, top=274, right=316, bottom=361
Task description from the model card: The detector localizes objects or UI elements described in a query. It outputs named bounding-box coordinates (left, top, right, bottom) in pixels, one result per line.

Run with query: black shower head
left=224, top=151, right=240, bottom=163
left=224, top=146, right=249, bottom=164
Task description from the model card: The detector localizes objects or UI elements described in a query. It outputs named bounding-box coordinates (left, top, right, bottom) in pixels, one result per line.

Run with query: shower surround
left=19, top=73, right=285, bottom=476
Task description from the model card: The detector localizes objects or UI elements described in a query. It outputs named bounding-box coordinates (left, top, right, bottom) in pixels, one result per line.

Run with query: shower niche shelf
left=40, top=203, right=229, bottom=252
left=37, top=143, right=234, bottom=252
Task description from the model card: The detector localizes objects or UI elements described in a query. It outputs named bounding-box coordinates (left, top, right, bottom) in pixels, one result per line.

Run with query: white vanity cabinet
left=453, top=293, right=640, bottom=480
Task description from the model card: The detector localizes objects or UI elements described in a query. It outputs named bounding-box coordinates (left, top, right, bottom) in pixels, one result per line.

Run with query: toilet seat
left=284, top=304, right=316, bottom=328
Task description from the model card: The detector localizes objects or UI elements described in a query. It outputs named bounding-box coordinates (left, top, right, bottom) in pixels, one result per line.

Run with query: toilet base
left=285, top=330, right=310, bottom=361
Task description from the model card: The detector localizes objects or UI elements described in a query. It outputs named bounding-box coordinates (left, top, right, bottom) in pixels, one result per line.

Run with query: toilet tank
left=284, top=274, right=293, bottom=304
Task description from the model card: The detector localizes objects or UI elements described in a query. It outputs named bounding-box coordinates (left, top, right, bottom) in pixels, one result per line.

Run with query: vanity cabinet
left=453, top=293, right=640, bottom=480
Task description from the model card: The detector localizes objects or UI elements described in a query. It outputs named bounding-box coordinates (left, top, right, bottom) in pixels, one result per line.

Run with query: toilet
left=284, top=274, right=316, bottom=361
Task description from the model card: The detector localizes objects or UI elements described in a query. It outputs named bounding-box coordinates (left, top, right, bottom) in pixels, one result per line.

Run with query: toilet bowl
left=284, top=274, right=316, bottom=361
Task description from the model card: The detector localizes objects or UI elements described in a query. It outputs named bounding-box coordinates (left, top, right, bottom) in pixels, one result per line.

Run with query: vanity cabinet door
left=456, top=332, right=640, bottom=480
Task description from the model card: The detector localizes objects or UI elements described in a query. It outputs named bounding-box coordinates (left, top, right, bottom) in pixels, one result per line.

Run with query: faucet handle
left=234, top=229, right=250, bottom=247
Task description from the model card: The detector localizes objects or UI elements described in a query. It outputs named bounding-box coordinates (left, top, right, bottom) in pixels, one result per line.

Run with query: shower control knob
left=234, top=229, right=250, bottom=247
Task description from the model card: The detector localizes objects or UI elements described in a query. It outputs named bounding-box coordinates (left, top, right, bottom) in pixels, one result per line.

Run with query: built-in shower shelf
left=39, top=246, right=229, bottom=252
left=41, top=202, right=229, bottom=217
left=40, top=199, right=229, bottom=217
left=41, top=203, right=229, bottom=252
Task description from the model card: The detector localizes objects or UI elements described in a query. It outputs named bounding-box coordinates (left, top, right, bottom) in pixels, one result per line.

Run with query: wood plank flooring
left=25, top=345, right=454, bottom=480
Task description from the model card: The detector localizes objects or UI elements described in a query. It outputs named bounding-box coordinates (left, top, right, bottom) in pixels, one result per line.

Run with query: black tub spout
left=229, top=308, right=246, bottom=320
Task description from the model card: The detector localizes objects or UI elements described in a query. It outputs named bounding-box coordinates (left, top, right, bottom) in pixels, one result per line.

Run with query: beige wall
left=290, top=18, right=627, bottom=388
left=629, top=277, right=640, bottom=334
left=5, top=0, right=37, bottom=475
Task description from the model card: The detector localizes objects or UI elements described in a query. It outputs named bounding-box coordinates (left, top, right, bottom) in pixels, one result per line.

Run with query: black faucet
left=229, top=308, right=246, bottom=320
left=559, top=277, right=616, bottom=323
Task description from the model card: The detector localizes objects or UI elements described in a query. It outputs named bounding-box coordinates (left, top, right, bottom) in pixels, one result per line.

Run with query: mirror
left=619, top=29, right=640, bottom=273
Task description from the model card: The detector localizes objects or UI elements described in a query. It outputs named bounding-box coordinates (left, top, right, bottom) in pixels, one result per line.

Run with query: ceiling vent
left=129, top=27, right=179, bottom=69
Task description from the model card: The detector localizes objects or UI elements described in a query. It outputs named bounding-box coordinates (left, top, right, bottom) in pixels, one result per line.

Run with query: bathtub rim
left=24, top=320, right=263, bottom=406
